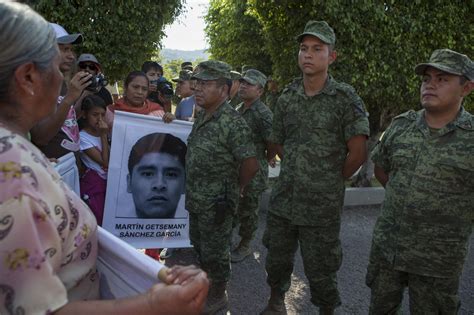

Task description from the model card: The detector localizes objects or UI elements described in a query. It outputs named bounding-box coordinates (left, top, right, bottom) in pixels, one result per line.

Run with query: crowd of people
left=0, top=1, right=473, bottom=315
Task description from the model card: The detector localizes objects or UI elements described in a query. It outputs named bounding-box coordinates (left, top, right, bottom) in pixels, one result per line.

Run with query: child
left=79, top=94, right=110, bottom=225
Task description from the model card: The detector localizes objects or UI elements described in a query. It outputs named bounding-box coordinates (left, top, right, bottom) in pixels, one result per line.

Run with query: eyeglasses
left=79, top=63, right=97, bottom=71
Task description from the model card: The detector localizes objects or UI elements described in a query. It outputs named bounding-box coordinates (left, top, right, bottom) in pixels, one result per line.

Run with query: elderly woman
left=0, top=2, right=207, bottom=315
left=105, top=71, right=174, bottom=129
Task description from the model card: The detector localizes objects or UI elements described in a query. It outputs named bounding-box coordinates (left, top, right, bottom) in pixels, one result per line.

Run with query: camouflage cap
left=415, top=49, right=474, bottom=81
left=296, top=20, right=336, bottom=45
left=239, top=69, right=267, bottom=87
left=192, top=60, right=232, bottom=80
left=181, top=61, right=193, bottom=71
left=230, top=70, right=242, bottom=80
left=172, top=70, right=193, bottom=82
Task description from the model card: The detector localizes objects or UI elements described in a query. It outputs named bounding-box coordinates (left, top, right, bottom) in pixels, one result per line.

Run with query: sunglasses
left=79, top=63, right=98, bottom=71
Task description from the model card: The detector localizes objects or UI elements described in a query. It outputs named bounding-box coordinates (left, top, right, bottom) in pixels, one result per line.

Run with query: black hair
left=124, top=71, right=149, bottom=89
left=81, top=94, right=106, bottom=112
left=128, top=133, right=187, bottom=174
left=141, top=61, right=163, bottom=75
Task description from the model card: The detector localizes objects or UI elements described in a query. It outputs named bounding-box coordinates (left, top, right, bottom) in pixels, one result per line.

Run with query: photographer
left=77, top=53, right=113, bottom=106
left=31, top=23, right=92, bottom=159
left=141, top=61, right=173, bottom=113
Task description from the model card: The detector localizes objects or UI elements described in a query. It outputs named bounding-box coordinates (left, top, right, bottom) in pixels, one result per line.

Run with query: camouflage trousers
left=234, top=188, right=263, bottom=243
left=264, top=213, right=342, bottom=308
left=189, top=209, right=234, bottom=283
left=366, top=260, right=460, bottom=314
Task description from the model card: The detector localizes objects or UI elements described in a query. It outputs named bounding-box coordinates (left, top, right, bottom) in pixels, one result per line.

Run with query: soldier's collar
left=297, top=75, right=337, bottom=97
left=454, top=107, right=473, bottom=130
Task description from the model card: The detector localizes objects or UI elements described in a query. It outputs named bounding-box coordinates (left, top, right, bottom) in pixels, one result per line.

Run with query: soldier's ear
left=328, top=49, right=337, bottom=65
left=461, top=81, right=474, bottom=97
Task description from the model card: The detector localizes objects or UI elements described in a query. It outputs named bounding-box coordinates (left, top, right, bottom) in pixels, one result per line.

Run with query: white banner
left=103, top=111, right=193, bottom=248
left=97, top=227, right=166, bottom=299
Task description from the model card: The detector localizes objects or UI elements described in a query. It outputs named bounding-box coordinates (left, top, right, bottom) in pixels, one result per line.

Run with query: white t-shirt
left=79, top=130, right=107, bottom=179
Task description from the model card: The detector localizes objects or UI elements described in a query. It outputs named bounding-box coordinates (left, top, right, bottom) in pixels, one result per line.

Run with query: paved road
left=166, top=202, right=474, bottom=314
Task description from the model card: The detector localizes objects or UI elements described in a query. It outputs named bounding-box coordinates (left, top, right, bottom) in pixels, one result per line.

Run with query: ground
left=165, top=200, right=474, bottom=315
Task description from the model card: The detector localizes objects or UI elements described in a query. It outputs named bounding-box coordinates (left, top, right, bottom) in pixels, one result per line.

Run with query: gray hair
left=0, top=1, right=58, bottom=102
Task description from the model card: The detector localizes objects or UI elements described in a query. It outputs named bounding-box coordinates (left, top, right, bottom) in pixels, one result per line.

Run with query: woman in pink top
left=0, top=2, right=208, bottom=314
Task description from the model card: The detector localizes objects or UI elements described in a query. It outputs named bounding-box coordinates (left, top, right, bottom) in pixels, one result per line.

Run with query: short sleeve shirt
left=0, top=125, right=99, bottom=314
left=185, top=101, right=256, bottom=213
left=370, top=108, right=474, bottom=277
left=270, top=76, right=370, bottom=226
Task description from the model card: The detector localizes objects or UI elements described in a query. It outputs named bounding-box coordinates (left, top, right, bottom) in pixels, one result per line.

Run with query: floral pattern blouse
left=0, top=125, right=99, bottom=314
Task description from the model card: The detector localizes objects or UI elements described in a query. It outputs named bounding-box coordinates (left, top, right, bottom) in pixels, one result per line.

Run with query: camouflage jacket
left=236, top=99, right=273, bottom=192
left=265, top=91, right=280, bottom=112
left=370, top=108, right=474, bottom=277
left=185, top=101, right=256, bottom=213
left=269, top=76, right=370, bottom=226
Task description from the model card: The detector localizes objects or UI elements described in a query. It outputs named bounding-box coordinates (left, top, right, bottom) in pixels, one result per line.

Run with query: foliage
left=205, top=0, right=272, bottom=75
left=244, top=0, right=474, bottom=131
left=28, top=0, right=184, bottom=83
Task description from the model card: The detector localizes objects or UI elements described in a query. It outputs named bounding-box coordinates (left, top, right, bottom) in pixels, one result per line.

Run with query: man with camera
left=31, top=23, right=92, bottom=159
left=141, top=61, right=174, bottom=113
left=77, top=53, right=113, bottom=106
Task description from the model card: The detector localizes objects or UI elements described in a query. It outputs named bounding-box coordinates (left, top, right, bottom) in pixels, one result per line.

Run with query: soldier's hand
left=268, top=157, right=276, bottom=168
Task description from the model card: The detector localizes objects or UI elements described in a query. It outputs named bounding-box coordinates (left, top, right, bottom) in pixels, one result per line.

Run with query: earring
left=30, top=90, right=35, bottom=96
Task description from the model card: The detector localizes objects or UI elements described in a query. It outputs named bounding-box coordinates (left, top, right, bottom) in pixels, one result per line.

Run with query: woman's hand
left=148, top=265, right=209, bottom=315
left=162, top=112, right=175, bottom=123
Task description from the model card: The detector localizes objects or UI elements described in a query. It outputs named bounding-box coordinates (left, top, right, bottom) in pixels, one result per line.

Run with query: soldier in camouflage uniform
left=229, top=70, right=242, bottom=108
left=186, top=60, right=258, bottom=314
left=265, top=76, right=280, bottom=112
left=367, top=49, right=474, bottom=314
left=231, top=69, right=273, bottom=262
left=262, top=21, right=370, bottom=315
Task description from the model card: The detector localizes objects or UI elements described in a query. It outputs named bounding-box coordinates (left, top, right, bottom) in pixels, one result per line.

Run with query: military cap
left=192, top=60, right=232, bottom=80
left=230, top=70, right=242, bottom=80
left=296, top=20, right=336, bottom=45
left=241, top=65, right=252, bottom=74
left=415, top=49, right=474, bottom=81
left=181, top=61, right=193, bottom=71
left=172, top=70, right=193, bottom=82
left=239, top=69, right=267, bottom=88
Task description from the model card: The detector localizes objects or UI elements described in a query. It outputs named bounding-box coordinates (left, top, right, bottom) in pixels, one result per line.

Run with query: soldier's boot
left=319, top=306, right=335, bottom=315
left=202, top=281, right=228, bottom=315
left=231, top=238, right=252, bottom=263
left=260, top=288, right=287, bottom=315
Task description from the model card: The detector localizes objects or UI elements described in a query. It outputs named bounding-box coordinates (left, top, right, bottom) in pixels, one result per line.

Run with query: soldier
left=262, top=21, right=370, bottom=315
left=367, top=49, right=474, bottom=314
left=265, top=76, right=280, bottom=112
left=186, top=60, right=259, bottom=313
left=232, top=69, right=273, bottom=262
left=229, top=70, right=242, bottom=108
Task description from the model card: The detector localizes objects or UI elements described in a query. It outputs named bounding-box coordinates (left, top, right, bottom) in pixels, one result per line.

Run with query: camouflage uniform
left=265, top=90, right=280, bottom=112
left=265, top=75, right=370, bottom=307
left=235, top=97, right=273, bottom=245
left=367, top=49, right=474, bottom=314
left=186, top=100, right=256, bottom=283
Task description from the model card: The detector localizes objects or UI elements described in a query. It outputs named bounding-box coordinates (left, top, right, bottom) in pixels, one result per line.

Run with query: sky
left=162, top=0, right=209, bottom=51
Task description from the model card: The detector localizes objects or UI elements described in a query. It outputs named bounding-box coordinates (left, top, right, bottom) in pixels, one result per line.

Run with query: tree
left=247, top=0, right=473, bottom=130
left=29, top=0, right=184, bottom=82
left=205, top=0, right=272, bottom=75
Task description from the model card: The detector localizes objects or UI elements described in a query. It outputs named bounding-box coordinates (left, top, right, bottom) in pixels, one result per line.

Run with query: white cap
left=49, top=23, right=83, bottom=45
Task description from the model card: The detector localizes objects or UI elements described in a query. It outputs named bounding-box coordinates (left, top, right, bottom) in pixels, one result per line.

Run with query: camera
left=150, top=79, right=174, bottom=98
left=86, top=73, right=108, bottom=92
